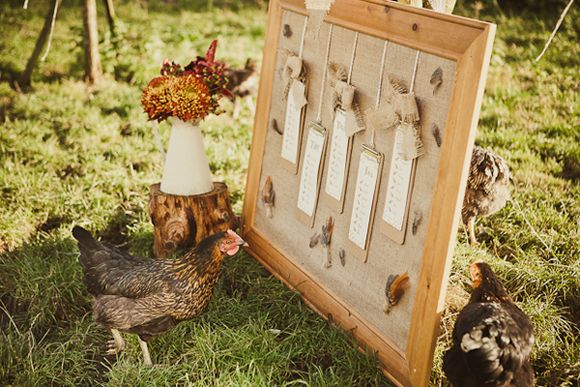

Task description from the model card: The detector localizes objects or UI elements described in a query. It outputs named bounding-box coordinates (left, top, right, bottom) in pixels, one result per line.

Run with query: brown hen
left=462, top=146, right=511, bottom=246
left=73, top=226, right=247, bottom=366
left=225, top=58, right=257, bottom=99
left=443, top=262, right=534, bottom=386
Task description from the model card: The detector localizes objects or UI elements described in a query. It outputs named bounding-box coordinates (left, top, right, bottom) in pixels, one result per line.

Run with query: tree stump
left=148, top=182, right=237, bottom=258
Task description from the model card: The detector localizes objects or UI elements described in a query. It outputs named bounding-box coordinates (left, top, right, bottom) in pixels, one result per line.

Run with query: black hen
left=443, top=262, right=534, bottom=386
left=73, top=226, right=247, bottom=366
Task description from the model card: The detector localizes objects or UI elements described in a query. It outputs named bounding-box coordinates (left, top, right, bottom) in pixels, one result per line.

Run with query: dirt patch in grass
left=57, top=163, right=85, bottom=179
left=98, top=205, right=141, bottom=249
left=558, top=156, right=580, bottom=181
left=287, top=352, right=335, bottom=381
left=38, top=215, right=69, bottom=233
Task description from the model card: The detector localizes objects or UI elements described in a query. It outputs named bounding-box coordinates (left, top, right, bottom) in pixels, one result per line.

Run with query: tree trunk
left=103, top=0, right=117, bottom=37
left=82, top=0, right=102, bottom=84
left=19, top=0, right=62, bottom=89
left=148, top=182, right=238, bottom=258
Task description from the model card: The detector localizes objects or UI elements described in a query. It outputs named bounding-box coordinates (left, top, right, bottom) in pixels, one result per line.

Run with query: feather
left=431, top=123, right=442, bottom=147
left=383, top=272, right=410, bottom=313
left=271, top=118, right=283, bottom=135
left=430, top=67, right=443, bottom=95
left=309, top=232, right=320, bottom=248
left=339, top=248, right=346, bottom=267
left=320, top=217, right=334, bottom=247
left=321, top=217, right=334, bottom=268
left=412, top=210, right=423, bottom=235
left=262, top=176, right=275, bottom=218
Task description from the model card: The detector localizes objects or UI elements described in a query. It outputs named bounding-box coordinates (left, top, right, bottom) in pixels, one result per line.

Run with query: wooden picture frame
left=242, top=1, right=495, bottom=385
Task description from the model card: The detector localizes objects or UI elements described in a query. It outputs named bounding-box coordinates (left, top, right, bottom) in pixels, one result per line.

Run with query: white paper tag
left=297, top=126, right=326, bottom=217
left=325, top=109, right=349, bottom=201
left=281, top=81, right=306, bottom=165
left=382, top=130, right=414, bottom=231
left=348, top=150, right=381, bottom=250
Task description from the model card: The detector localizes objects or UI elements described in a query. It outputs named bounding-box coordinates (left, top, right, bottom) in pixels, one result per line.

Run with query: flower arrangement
left=141, top=40, right=231, bottom=123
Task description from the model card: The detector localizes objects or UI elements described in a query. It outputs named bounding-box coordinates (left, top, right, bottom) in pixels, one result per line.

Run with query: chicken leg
left=107, top=328, right=126, bottom=355
left=467, top=217, right=479, bottom=246
left=138, top=336, right=153, bottom=367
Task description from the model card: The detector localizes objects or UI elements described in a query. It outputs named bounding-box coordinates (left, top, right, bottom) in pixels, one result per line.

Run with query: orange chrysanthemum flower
left=141, top=74, right=215, bottom=123
left=141, top=40, right=230, bottom=124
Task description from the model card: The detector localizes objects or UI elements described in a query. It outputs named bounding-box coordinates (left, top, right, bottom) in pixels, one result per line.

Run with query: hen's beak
left=469, top=261, right=483, bottom=288
left=227, top=229, right=249, bottom=247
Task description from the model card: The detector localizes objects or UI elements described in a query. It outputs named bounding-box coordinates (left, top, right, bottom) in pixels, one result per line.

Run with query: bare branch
left=535, top=0, right=574, bottom=62
left=41, top=0, right=61, bottom=62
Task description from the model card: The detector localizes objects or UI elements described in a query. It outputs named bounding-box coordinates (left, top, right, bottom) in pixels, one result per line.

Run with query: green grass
left=0, top=0, right=578, bottom=385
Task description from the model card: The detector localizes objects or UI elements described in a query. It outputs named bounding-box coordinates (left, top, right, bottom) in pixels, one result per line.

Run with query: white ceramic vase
left=160, top=117, right=214, bottom=196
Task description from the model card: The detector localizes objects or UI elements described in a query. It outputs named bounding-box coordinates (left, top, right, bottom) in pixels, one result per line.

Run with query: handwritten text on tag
left=281, top=81, right=307, bottom=164
left=349, top=151, right=380, bottom=250
left=325, top=109, right=349, bottom=201
left=382, top=130, right=413, bottom=231
left=297, top=127, right=325, bottom=217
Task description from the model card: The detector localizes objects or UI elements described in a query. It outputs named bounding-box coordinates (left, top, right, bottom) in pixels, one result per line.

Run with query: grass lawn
left=0, top=0, right=578, bottom=385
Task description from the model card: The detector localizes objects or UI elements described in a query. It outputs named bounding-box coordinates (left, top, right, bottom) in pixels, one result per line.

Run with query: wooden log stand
left=149, top=182, right=237, bottom=257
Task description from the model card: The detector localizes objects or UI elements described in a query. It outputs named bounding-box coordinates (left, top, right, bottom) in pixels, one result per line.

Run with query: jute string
left=368, top=40, right=389, bottom=148
left=397, top=50, right=424, bottom=160
left=299, top=15, right=309, bottom=58
left=316, top=24, right=334, bottom=123
left=409, top=50, right=420, bottom=92
left=347, top=32, right=359, bottom=85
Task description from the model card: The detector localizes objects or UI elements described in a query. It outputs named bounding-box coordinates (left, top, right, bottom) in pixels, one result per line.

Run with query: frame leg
left=467, top=217, right=479, bottom=246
